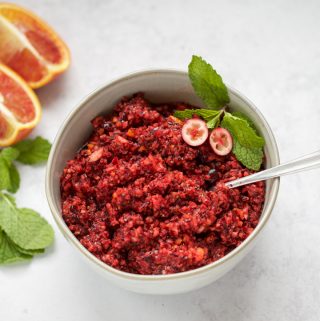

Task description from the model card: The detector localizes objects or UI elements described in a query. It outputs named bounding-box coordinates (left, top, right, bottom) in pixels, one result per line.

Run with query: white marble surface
left=1, top=0, right=320, bottom=320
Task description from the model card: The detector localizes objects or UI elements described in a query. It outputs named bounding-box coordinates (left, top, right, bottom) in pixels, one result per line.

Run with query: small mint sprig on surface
left=0, top=137, right=51, bottom=193
left=174, top=55, right=265, bottom=171
left=0, top=193, right=54, bottom=251
left=0, top=136, right=54, bottom=265
left=14, top=136, right=52, bottom=165
left=0, top=229, right=32, bottom=264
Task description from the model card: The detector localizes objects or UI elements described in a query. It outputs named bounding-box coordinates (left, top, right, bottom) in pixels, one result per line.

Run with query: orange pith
left=0, top=3, right=70, bottom=88
left=0, top=63, right=41, bottom=146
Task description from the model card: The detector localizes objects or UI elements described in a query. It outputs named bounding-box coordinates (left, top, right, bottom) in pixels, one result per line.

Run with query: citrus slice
left=0, top=3, right=70, bottom=88
left=0, top=63, right=41, bottom=147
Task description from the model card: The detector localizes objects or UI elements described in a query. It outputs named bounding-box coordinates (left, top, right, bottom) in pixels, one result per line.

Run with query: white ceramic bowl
left=45, top=70, right=280, bottom=295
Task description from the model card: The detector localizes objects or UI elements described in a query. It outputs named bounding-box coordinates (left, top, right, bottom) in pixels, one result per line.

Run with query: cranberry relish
left=60, top=94, right=265, bottom=275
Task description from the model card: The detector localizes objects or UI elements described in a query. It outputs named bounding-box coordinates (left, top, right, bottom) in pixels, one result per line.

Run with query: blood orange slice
left=0, top=63, right=41, bottom=147
left=0, top=3, right=70, bottom=89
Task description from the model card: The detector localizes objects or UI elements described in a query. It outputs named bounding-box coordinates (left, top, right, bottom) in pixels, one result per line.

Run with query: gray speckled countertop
left=1, top=0, right=320, bottom=320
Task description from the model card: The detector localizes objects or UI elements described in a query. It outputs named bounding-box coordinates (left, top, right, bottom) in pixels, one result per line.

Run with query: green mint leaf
left=7, top=163, right=20, bottom=193
left=4, top=193, right=16, bottom=206
left=14, top=137, right=51, bottom=165
left=17, top=208, right=54, bottom=250
left=231, top=111, right=256, bottom=131
left=173, top=109, right=222, bottom=129
left=1, top=147, right=20, bottom=163
left=232, top=139, right=264, bottom=171
left=0, top=194, right=54, bottom=250
left=206, top=112, right=221, bottom=129
left=221, top=113, right=264, bottom=148
left=188, top=55, right=230, bottom=109
left=221, top=113, right=265, bottom=170
left=0, top=158, right=11, bottom=191
left=0, top=229, right=32, bottom=264
left=15, top=245, right=45, bottom=256
left=174, top=109, right=221, bottom=121
left=0, top=149, right=20, bottom=193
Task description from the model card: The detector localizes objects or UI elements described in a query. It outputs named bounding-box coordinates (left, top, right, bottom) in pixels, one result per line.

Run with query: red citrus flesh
left=0, top=3, right=70, bottom=88
left=0, top=63, right=41, bottom=146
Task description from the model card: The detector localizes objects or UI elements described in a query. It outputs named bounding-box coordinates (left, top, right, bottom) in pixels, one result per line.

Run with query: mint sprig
left=221, top=113, right=264, bottom=148
left=188, top=55, right=230, bottom=110
left=0, top=137, right=54, bottom=265
left=232, top=141, right=264, bottom=171
left=7, top=163, right=20, bottom=194
left=221, top=113, right=264, bottom=170
left=174, top=55, right=265, bottom=170
left=0, top=229, right=32, bottom=264
left=231, top=111, right=257, bottom=130
left=174, top=109, right=222, bottom=128
left=13, top=137, right=51, bottom=165
left=0, top=195, right=54, bottom=251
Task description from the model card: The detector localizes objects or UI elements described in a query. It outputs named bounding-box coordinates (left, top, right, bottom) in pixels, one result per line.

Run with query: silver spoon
left=225, top=150, right=320, bottom=188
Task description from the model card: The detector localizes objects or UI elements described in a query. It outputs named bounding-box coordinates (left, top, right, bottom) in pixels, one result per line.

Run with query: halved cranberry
left=181, top=119, right=208, bottom=146
left=209, top=128, right=233, bottom=155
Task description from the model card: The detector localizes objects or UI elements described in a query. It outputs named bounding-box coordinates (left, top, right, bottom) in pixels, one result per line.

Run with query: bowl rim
left=45, top=68, right=280, bottom=281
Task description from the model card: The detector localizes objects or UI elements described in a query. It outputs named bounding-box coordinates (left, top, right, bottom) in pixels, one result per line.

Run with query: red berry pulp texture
left=60, top=94, right=265, bottom=275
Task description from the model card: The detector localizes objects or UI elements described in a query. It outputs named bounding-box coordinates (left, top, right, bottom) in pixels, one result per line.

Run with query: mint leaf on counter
left=188, top=55, right=230, bottom=110
left=0, top=136, right=51, bottom=194
left=15, top=246, right=45, bottom=256
left=14, top=136, right=51, bottom=165
left=0, top=136, right=54, bottom=265
left=0, top=158, right=11, bottom=191
left=0, top=193, right=54, bottom=250
left=0, top=148, right=20, bottom=193
left=17, top=208, right=54, bottom=250
left=0, top=229, right=32, bottom=264
left=7, top=163, right=20, bottom=193
left=1, top=147, right=20, bottom=163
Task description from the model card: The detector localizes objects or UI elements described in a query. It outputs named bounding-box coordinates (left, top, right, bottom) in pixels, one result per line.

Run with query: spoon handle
left=225, top=150, right=320, bottom=188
